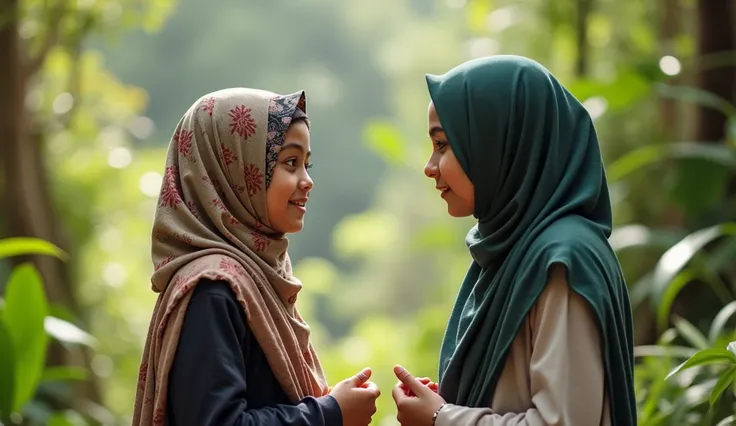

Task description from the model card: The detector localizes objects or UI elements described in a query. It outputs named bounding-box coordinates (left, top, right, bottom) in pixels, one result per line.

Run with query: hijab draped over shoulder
left=426, top=56, right=636, bottom=425
left=132, top=88, right=326, bottom=426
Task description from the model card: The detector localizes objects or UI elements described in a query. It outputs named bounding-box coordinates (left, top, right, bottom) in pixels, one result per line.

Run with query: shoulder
left=525, top=215, right=619, bottom=271
left=190, top=278, right=239, bottom=302
left=186, top=278, right=247, bottom=325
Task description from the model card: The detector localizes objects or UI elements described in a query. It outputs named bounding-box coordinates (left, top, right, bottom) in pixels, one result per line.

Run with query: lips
left=289, top=198, right=308, bottom=211
left=436, top=187, right=450, bottom=198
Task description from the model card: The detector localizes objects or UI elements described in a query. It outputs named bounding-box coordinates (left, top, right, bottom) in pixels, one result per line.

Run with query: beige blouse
left=436, top=264, right=611, bottom=426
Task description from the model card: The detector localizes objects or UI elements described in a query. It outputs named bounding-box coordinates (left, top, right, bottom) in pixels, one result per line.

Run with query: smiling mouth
left=289, top=200, right=306, bottom=207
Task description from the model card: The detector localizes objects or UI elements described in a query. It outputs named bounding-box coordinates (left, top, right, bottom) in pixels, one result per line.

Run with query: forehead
left=427, top=102, right=442, bottom=129
left=281, top=120, right=311, bottom=150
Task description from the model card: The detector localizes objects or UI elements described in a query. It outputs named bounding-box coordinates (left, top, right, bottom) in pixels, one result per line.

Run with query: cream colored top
left=435, top=264, right=611, bottom=426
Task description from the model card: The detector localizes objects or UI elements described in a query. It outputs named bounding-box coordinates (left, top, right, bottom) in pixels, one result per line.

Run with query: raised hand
left=392, top=365, right=446, bottom=426
left=329, top=367, right=381, bottom=426
left=400, top=377, right=439, bottom=397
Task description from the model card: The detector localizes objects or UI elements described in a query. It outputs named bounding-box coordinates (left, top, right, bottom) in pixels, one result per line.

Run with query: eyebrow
left=429, top=126, right=445, bottom=138
left=280, top=142, right=311, bottom=157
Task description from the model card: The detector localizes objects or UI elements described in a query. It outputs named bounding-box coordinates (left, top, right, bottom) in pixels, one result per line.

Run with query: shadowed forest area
left=1, top=0, right=736, bottom=424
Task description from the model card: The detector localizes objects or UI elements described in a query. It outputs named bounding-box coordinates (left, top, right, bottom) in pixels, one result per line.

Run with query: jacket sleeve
left=167, top=279, right=342, bottom=426
left=435, top=265, right=608, bottom=426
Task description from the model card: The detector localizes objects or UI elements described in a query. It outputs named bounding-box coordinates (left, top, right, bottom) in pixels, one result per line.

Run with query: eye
left=434, top=140, right=448, bottom=150
left=285, top=158, right=297, bottom=167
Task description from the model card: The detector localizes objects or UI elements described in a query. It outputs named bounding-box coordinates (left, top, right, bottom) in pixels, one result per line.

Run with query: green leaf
left=668, top=158, right=730, bottom=218
left=656, top=84, right=736, bottom=118
left=0, top=319, right=16, bottom=420
left=0, top=238, right=67, bottom=261
left=608, top=224, right=684, bottom=252
left=666, top=347, right=736, bottom=380
left=44, top=317, right=96, bottom=347
left=567, top=69, right=651, bottom=111
left=41, top=366, right=89, bottom=383
left=607, top=142, right=736, bottom=183
left=1, top=263, right=49, bottom=412
left=633, top=344, right=697, bottom=359
left=47, top=410, right=87, bottom=426
left=710, top=364, right=736, bottom=409
left=709, top=302, right=736, bottom=344
left=649, top=224, right=736, bottom=308
left=656, top=270, right=694, bottom=332
left=673, top=316, right=710, bottom=350
left=716, top=415, right=736, bottom=426
left=363, top=121, right=406, bottom=167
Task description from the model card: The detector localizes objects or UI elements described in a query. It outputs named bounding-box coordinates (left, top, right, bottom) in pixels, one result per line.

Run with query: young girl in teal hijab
left=391, top=56, right=636, bottom=425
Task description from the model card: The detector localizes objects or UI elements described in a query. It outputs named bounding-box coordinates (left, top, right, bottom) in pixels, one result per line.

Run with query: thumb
left=394, top=365, right=426, bottom=395
left=350, top=367, right=372, bottom=386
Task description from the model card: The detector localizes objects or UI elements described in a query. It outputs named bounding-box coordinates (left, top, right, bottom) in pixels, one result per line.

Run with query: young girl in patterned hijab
left=133, top=88, right=380, bottom=426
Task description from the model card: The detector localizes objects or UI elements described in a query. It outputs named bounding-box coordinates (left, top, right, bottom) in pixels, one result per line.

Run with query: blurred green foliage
left=1, top=0, right=736, bottom=424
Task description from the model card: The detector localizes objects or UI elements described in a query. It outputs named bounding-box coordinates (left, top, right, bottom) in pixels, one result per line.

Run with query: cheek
left=266, top=172, right=292, bottom=209
left=441, top=160, right=474, bottom=202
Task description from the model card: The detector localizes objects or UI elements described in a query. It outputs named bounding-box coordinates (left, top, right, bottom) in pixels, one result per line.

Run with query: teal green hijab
left=427, top=55, right=636, bottom=425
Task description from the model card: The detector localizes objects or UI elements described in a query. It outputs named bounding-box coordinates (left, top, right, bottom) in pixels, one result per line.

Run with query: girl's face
left=424, top=102, right=475, bottom=218
left=266, top=120, right=314, bottom=233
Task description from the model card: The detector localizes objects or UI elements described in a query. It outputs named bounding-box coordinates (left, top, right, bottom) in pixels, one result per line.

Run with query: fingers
left=360, top=381, right=381, bottom=397
left=351, top=367, right=372, bottom=386
left=391, top=382, right=406, bottom=405
left=393, top=365, right=425, bottom=395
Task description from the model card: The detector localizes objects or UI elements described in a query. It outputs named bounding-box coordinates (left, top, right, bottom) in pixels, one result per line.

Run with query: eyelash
left=435, top=141, right=447, bottom=150
left=286, top=158, right=313, bottom=169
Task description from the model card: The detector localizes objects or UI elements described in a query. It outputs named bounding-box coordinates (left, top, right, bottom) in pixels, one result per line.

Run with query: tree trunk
left=574, top=0, right=592, bottom=77
left=0, top=0, right=102, bottom=408
left=695, top=0, right=736, bottom=143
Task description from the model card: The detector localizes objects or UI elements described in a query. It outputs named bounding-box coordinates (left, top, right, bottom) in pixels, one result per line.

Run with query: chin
left=447, top=206, right=474, bottom=218
left=281, top=221, right=305, bottom=234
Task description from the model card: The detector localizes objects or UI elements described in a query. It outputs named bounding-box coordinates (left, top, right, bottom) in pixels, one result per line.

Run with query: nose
left=424, top=154, right=439, bottom=179
left=299, top=170, right=314, bottom=192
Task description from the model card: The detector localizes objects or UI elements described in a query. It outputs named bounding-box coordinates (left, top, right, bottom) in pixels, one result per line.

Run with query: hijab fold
left=132, top=88, right=327, bottom=426
left=427, top=56, right=636, bottom=425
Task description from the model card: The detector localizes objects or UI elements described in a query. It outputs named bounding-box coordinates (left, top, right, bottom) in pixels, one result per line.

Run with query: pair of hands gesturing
left=329, top=365, right=447, bottom=426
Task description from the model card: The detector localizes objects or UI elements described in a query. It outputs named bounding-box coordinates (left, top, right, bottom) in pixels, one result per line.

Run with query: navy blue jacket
left=167, top=279, right=342, bottom=426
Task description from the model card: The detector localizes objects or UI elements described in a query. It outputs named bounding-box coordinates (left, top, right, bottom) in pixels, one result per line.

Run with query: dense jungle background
left=2, top=0, right=736, bottom=424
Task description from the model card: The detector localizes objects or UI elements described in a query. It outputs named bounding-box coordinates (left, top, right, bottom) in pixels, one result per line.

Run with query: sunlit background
left=1, top=0, right=736, bottom=424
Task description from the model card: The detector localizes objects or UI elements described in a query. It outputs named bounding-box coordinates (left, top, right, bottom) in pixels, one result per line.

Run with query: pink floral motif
left=173, top=231, right=193, bottom=245
left=219, top=257, right=245, bottom=277
left=201, top=96, right=215, bottom=116
left=174, top=128, right=194, bottom=159
left=212, top=198, right=226, bottom=211
left=211, top=199, right=239, bottom=225
left=154, top=229, right=169, bottom=243
left=153, top=406, right=165, bottom=426
left=202, top=176, right=224, bottom=197
left=159, top=166, right=183, bottom=208
left=220, top=143, right=237, bottom=167
left=155, top=255, right=175, bottom=271
left=186, top=200, right=199, bottom=218
left=244, top=164, right=263, bottom=196
left=176, top=281, right=194, bottom=298
left=228, top=105, right=257, bottom=139
left=252, top=232, right=270, bottom=251
left=137, top=361, right=148, bottom=386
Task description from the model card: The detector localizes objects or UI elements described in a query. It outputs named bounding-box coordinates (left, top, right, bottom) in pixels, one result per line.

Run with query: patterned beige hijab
left=132, top=88, right=327, bottom=426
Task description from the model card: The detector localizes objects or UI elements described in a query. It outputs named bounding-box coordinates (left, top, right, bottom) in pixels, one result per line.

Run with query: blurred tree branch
left=24, top=0, right=67, bottom=78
